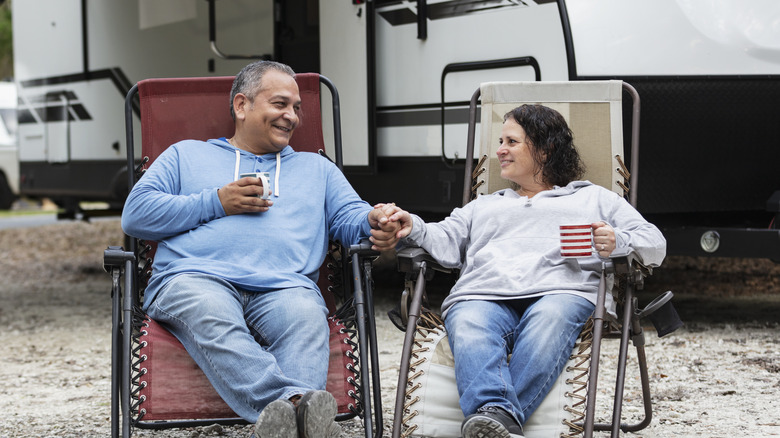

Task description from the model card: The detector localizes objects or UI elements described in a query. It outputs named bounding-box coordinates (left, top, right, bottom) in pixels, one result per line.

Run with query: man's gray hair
left=230, top=61, right=296, bottom=121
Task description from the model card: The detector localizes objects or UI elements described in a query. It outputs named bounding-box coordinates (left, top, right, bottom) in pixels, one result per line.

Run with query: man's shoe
left=254, top=399, right=298, bottom=438
left=296, top=390, right=341, bottom=438
left=461, top=406, right=524, bottom=438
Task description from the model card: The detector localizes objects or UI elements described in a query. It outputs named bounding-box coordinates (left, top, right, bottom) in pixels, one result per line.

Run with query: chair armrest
left=103, top=246, right=135, bottom=272
left=609, top=247, right=654, bottom=286
left=397, top=246, right=452, bottom=278
left=348, top=238, right=380, bottom=258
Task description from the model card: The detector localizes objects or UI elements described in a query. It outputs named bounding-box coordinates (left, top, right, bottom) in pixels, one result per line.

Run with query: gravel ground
left=1, top=218, right=779, bottom=437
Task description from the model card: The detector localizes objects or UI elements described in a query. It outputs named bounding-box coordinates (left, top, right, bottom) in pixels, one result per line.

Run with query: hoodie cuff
left=361, top=211, right=374, bottom=236
left=210, top=187, right=228, bottom=219
left=400, top=215, right=425, bottom=247
left=614, top=228, right=628, bottom=250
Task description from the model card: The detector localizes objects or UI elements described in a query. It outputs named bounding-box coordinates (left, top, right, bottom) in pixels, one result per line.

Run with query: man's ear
left=233, top=93, right=249, bottom=121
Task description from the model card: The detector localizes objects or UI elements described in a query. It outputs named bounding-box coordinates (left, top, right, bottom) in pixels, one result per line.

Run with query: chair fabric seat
left=399, top=318, right=587, bottom=438
left=138, top=314, right=359, bottom=421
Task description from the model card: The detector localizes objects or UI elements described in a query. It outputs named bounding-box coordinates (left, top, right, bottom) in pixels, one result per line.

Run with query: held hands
left=592, top=221, right=616, bottom=257
left=368, top=203, right=413, bottom=251
left=218, top=176, right=273, bottom=216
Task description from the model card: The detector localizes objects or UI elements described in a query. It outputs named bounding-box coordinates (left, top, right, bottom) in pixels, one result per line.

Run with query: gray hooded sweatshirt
left=402, top=181, right=666, bottom=318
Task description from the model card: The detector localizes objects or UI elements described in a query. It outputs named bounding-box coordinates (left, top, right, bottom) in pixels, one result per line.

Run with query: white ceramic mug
left=239, top=172, right=272, bottom=200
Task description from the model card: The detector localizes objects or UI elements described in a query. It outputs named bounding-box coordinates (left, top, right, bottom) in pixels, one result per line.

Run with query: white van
left=0, top=80, right=18, bottom=209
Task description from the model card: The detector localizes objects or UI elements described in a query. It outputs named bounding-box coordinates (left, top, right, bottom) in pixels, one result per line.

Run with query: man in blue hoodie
left=122, top=61, right=404, bottom=438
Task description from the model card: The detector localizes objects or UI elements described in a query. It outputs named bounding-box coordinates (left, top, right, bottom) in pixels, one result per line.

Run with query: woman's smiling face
left=497, top=118, right=540, bottom=187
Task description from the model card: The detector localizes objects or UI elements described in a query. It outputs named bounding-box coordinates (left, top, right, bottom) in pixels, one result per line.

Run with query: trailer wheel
left=0, top=173, right=15, bottom=210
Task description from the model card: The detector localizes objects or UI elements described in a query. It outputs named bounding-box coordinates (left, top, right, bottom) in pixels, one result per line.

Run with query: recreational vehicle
left=12, top=0, right=780, bottom=259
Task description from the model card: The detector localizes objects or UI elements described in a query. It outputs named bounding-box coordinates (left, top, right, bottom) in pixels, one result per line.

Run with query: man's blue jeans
left=445, top=293, right=595, bottom=426
left=146, top=273, right=330, bottom=423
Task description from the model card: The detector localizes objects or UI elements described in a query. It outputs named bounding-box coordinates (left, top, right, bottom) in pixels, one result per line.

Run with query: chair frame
left=392, top=81, right=669, bottom=438
left=104, top=74, right=384, bottom=438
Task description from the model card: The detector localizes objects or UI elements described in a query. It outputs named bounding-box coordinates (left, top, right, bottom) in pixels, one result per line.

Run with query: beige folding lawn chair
left=391, top=80, right=682, bottom=438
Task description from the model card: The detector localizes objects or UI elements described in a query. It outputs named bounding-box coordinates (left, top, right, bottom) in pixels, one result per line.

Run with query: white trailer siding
left=13, top=0, right=273, bottom=206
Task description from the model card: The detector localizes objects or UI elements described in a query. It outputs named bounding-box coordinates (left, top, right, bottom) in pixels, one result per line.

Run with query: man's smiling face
left=235, top=69, right=301, bottom=155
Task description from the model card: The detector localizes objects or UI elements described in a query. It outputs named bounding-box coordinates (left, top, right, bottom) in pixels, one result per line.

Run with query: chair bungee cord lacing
left=398, top=311, right=446, bottom=438
left=562, top=318, right=595, bottom=438
left=330, top=297, right=365, bottom=419
left=127, top=312, right=148, bottom=425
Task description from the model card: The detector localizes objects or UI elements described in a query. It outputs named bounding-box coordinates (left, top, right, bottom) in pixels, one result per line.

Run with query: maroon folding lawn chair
left=104, top=73, right=383, bottom=437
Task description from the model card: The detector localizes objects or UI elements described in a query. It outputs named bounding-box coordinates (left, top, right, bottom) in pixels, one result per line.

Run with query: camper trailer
left=12, top=0, right=780, bottom=259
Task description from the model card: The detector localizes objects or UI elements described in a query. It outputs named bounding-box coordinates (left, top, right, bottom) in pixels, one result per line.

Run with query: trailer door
left=319, top=1, right=370, bottom=168
left=14, top=0, right=82, bottom=166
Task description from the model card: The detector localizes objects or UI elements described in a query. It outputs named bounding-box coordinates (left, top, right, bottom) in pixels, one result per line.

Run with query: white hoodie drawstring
left=233, top=149, right=241, bottom=181
left=233, top=147, right=281, bottom=197
left=274, top=152, right=281, bottom=197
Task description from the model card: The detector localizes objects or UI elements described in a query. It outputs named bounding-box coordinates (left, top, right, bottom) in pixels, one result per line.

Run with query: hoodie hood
left=494, top=180, right=594, bottom=200
left=210, top=137, right=294, bottom=197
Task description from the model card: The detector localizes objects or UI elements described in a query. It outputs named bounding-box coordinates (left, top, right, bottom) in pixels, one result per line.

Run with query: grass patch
left=0, top=209, right=57, bottom=218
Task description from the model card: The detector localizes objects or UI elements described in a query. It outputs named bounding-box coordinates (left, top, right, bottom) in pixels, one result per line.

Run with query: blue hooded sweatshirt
left=121, top=138, right=373, bottom=309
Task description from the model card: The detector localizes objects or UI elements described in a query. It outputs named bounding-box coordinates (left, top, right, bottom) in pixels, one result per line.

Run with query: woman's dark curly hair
left=504, top=104, right=585, bottom=187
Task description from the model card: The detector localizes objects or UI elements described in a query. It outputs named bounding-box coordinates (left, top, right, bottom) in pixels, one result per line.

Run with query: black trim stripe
left=574, top=74, right=780, bottom=82
left=377, top=0, right=527, bottom=25
left=21, top=70, right=112, bottom=87
left=17, top=110, right=36, bottom=124
left=18, top=68, right=137, bottom=123
left=379, top=100, right=472, bottom=111
left=18, top=90, right=92, bottom=124
left=22, top=91, right=79, bottom=104
left=70, top=103, right=91, bottom=120
left=20, top=68, right=133, bottom=98
left=18, top=104, right=91, bottom=124
left=377, top=106, right=475, bottom=127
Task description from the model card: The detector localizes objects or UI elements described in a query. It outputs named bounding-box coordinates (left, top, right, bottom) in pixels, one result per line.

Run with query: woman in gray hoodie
left=391, top=104, right=666, bottom=438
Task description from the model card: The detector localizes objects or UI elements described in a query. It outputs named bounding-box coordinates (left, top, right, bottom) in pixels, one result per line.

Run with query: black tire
left=0, top=173, right=14, bottom=210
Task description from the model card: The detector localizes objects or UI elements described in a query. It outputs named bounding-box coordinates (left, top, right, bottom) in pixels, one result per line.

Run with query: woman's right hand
left=386, top=208, right=413, bottom=239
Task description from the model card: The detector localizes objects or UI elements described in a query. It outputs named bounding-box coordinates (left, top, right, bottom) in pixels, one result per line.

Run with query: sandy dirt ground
left=1, top=218, right=779, bottom=437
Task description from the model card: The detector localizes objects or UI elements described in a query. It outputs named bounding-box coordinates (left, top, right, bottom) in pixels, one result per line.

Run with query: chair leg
left=619, top=293, right=653, bottom=433
left=110, top=267, right=122, bottom=438
left=591, top=274, right=654, bottom=436
left=583, top=272, right=609, bottom=438
left=609, top=284, right=636, bottom=437
left=350, top=247, right=384, bottom=438
left=626, top=343, right=653, bottom=432
left=391, top=264, right=428, bottom=438
left=362, top=257, right=385, bottom=437
left=121, top=258, right=135, bottom=438
left=105, top=247, right=136, bottom=438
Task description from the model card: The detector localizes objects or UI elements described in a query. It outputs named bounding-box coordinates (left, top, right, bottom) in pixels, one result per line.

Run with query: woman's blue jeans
left=445, top=293, right=595, bottom=426
left=145, top=273, right=330, bottom=423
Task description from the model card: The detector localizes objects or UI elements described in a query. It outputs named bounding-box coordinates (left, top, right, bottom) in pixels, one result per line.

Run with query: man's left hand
left=368, top=203, right=407, bottom=251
